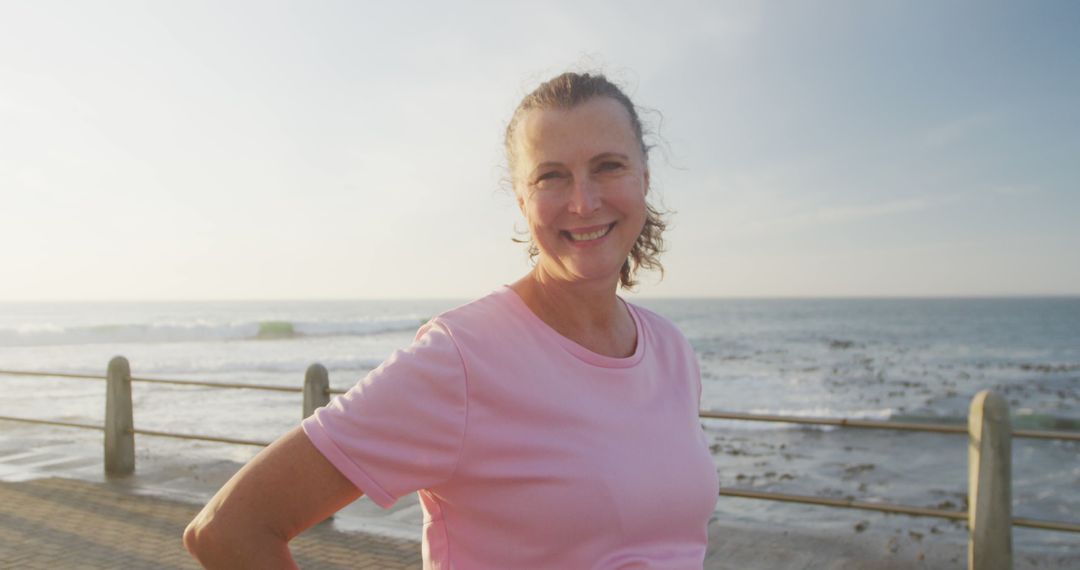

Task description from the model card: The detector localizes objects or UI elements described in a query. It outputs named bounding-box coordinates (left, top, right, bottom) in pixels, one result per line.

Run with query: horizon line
left=2, top=293, right=1079, bottom=303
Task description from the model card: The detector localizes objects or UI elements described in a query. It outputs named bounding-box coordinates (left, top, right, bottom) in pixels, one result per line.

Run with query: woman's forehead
left=515, top=97, right=639, bottom=164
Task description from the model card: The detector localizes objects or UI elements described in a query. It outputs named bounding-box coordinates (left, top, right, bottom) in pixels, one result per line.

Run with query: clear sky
left=1, top=1, right=1078, bottom=300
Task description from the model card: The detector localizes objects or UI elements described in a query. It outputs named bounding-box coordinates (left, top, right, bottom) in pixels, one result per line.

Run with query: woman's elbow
left=183, top=514, right=216, bottom=562
left=183, top=510, right=293, bottom=568
left=183, top=511, right=241, bottom=565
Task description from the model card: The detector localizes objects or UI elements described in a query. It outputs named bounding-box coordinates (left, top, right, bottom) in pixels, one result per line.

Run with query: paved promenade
left=2, top=476, right=1076, bottom=569
left=0, top=476, right=960, bottom=570
left=0, top=477, right=421, bottom=569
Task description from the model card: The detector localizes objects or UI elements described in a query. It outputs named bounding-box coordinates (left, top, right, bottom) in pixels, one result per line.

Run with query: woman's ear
left=644, top=168, right=650, bottom=195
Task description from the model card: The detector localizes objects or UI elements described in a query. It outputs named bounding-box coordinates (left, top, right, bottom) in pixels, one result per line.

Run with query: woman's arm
left=183, top=425, right=363, bottom=569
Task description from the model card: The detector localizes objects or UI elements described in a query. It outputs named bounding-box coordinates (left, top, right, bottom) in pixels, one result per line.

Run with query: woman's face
left=513, top=97, right=649, bottom=286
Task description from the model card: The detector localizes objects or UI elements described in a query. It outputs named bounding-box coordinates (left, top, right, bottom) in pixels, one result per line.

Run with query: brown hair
left=505, top=72, right=667, bottom=290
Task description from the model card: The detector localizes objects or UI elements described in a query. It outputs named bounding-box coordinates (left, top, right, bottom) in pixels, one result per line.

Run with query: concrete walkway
left=3, top=476, right=1076, bottom=569
left=0, top=477, right=421, bottom=569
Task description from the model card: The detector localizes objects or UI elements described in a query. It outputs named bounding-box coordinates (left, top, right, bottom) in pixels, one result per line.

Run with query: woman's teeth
left=568, top=225, right=611, bottom=241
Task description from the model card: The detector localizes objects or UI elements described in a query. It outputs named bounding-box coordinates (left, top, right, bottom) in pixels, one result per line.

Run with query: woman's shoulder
left=432, top=286, right=511, bottom=320
left=424, top=287, right=524, bottom=339
left=624, top=300, right=695, bottom=354
left=624, top=300, right=682, bottom=336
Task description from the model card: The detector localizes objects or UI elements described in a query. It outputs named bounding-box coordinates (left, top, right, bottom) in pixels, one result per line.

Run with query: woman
left=184, top=72, right=719, bottom=569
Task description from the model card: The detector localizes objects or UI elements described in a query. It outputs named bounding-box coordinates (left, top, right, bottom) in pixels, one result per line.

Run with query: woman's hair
left=505, top=72, right=667, bottom=290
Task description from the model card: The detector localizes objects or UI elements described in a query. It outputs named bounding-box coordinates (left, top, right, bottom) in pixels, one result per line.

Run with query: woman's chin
left=543, top=262, right=625, bottom=286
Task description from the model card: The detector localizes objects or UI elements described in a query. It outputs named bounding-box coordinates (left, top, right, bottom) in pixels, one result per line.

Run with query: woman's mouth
left=562, top=222, right=615, bottom=242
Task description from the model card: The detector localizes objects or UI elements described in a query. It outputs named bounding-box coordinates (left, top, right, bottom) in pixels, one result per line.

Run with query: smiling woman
left=183, top=72, right=718, bottom=570
left=513, top=98, right=650, bottom=289
left=506, top=73, right=668, bottom=292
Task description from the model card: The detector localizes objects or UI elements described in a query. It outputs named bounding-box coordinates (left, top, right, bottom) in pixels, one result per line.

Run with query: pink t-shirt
left=302, top=287, right=719, bottom=569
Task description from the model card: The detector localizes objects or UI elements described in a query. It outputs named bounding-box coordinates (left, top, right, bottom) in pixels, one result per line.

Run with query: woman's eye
left=597, top=161, right=624, bottom=172
left=535, top=172, right=564, bottom=184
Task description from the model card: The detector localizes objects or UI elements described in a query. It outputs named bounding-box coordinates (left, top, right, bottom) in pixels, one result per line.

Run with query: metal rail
left=0, top=415, right=269, bottom=447
left=699, top=410, right=1080, bottom=442
left=1012, top=517, right=1080, bottom=533
left=0, top=369, right=348, bottom=395
left=132, top=428, right=270, bottom=447
left=718, top=487, right=966, bottom=521
left=0, top=415, right=104, bottom=431
left=0, top=370, right=104, bottom=382
left=718, top=488, right=1080, bottom=533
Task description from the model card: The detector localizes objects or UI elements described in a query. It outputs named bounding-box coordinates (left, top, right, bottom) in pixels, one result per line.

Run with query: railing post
left=303, top=363, right=330, bottom=419
left=968, top=390, right=1012, bottom=570
left=105, top=356, right=134, bottom=476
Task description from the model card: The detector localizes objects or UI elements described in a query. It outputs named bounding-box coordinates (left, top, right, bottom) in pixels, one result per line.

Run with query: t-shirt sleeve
left=690, top=345, right=703, bottom=407
left=672, top=327, right=702, bottom=407
left=301, top=319, right=467, bottom=508
left=683, top=334, right=709, bottom=448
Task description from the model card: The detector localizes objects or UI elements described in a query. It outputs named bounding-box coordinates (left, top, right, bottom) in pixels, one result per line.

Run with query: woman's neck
left=509, top=268, right=636, bottom=358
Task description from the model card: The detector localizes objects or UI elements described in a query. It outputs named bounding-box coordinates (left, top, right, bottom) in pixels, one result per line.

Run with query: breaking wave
left=0, top=318, right=424, bottom=347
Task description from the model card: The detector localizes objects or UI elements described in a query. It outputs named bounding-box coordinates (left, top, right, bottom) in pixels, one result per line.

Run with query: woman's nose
left=568, top=178, right=601, bottom=215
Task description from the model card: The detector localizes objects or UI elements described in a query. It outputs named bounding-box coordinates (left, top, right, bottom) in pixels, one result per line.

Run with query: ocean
left=1, top=295, right=1077, bottom=553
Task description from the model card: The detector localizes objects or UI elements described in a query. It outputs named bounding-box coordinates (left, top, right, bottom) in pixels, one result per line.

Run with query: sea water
left=1, top=296, right=1077, bottom=551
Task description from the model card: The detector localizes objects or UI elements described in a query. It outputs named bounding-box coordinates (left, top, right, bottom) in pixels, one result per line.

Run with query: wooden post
left=304, top=363, right=330, bottom=419
left=105, top=356, right=135, bottom=476
left=968, top=390, right=1012, bottom=570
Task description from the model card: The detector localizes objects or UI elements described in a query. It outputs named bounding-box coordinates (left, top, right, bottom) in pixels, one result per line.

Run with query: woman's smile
left=562, top=222, right=616, bottom=246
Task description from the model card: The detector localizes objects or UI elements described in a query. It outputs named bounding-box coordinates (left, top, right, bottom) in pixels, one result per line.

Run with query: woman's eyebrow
left=529, top=161, right=564, bottom=177
left=528, top=153, right=629, bottom=178
left=589, top=152, right=630, bottom=163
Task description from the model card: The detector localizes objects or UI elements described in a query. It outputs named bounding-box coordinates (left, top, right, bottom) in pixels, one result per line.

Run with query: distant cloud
left=922, top=112, right=996, bottom=148
left=745, top=197, right=931, bottom=233
left=990, top=184, right=1040, bottom=197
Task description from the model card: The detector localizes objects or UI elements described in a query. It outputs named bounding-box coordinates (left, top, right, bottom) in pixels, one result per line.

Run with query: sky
left=1, top=0, right=1078, bottom=300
